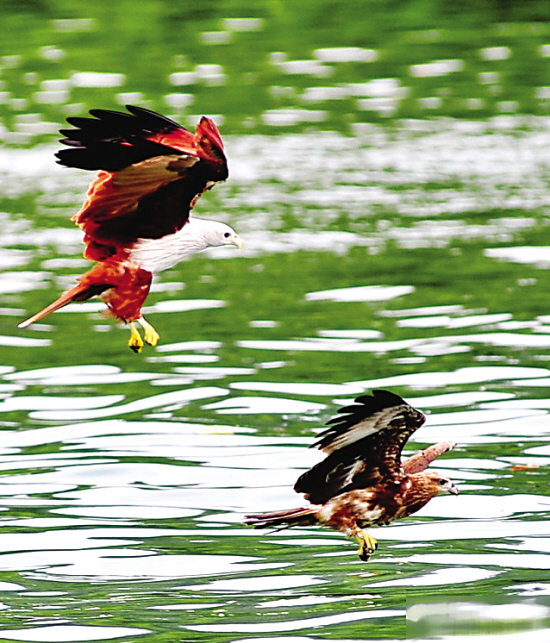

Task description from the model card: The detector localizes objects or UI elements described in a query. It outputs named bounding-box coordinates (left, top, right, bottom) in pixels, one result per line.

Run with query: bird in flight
left=19, top=105, right=242, bottom=352
left=246, top=389, right=458, bottom=561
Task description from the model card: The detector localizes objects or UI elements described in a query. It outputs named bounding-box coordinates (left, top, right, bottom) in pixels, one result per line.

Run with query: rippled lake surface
left=1, top=119, right=550, bottom=641
left=3, top=1, right=550, bottom=638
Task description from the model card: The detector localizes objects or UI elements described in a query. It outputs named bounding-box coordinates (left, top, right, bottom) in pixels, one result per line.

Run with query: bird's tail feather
left=245, top=507, right=317, bottom=531
left=18, top=283, right=108, bottom=329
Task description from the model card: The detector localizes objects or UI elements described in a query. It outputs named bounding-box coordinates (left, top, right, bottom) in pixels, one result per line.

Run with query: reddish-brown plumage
left=72, top=116, right=226, bottom=261
left=246, top=390, right=458, bottom=561
left=83, top=258, right=153, bottom=322
left=19, top=106, right=240, bottom=351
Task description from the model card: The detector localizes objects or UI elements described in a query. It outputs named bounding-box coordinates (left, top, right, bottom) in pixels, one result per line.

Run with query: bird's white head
left=194, top=218, right=242, bottom=250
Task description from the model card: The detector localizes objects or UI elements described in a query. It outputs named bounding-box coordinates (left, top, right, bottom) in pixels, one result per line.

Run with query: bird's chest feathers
left=320, top=480, right=410, bottom=530
left=320, top=489, right=393, bottom=529
left=129, top=224, right=206, bottom=273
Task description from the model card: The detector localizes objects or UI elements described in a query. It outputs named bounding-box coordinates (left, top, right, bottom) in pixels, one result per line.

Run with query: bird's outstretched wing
left=294, top=389, right=426, bottom=505
left=402, top=440, right=456, bottom=474
left=57, top=105, right=228, bottom=261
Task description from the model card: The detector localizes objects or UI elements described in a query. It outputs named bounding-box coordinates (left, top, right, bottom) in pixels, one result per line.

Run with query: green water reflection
left=3, top=0, right=550, bottom=139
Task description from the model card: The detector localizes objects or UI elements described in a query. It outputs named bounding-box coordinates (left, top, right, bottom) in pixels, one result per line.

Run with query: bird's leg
left=128, top=321, right=144, bottom=353
left=353, top=528, right=378, bottom=562
left=137, top=316, right=160, bottom=347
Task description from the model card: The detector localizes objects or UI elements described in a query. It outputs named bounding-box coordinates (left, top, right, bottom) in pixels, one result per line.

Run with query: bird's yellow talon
left=355, top=530, right=378, bottom=562
left=128, top=322, right=144, bottom=353
left=137, top=317, right=160, bottom=346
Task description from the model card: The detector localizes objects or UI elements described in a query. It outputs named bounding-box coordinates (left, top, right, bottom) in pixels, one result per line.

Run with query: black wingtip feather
left=310, top=389, right=422, bottom=451
left=125, top=104, right=184, bottom=130
left=322, top=390, right=407, bottom=429
left=55, top=138, right=182, bottom=172
left=56, top=105, right=189, bottom=172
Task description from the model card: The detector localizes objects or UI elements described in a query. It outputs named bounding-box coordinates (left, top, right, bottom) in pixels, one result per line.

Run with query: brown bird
left=19, top=105, right=242, bottom=352
left=246, top=389, right=458, bottom=561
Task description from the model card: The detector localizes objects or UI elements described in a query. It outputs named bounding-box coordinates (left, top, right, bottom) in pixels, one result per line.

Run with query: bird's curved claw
left=128, top=318, right=159, bottom=352
left=355, top=530, right=378, bottom=562
left=128, top=322, right=144, bottom=353
left=137, top=317, right=160, bottom=347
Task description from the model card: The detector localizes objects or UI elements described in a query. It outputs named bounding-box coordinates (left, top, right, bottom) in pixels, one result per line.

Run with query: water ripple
left=29, top=387, right=228, bottom=420
left=187, top=609, right=404, bottom=633
left=0, top=625, right=151, bottom=642
left=204, top=396, right=326, bottom=415
left=3, top=364, right=162, bottom=386
left=306, top=285, right=414, bottom=302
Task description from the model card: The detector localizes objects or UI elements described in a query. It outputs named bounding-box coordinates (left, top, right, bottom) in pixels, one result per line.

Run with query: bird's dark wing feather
left=55, top=106, right=228, bottom=260
left=56, top=105, right=197, bottom=171
left=294, top=389, right=426, bottom=505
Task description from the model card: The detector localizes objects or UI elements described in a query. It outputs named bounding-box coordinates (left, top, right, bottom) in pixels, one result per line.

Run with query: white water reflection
left=406, top=391, right=514, bottom=407
left=0, top=271, right=50, bottom=294
left=497, top=537, right=550, bottom=554
left=169, top=366, right=256, bottom=379
left=5, top=364, right=122, bottom=382
left=148, top=354, right=220, bottom=364
left=230, top=381, right=365, bottom=396
left=305, top=285, right=414, bottom=302
left=397, top=313, right=512, bottom=328
left=71, top=71, right=126, bottom=87
left=409, top=410, right=550, bottom=445
left=0, top=394, right=123, bottom=412
left=149, top=602, right=224, bottom=610
left=188, top=609, right=403, bottom=633
left=156, top=340, right=222, bottom=352
left=380, top=305, right=467, bottom=317
left=370, top=566, right=497, bottom=587
left=238, top=337, right=424, bottom=353
left=52, top=506, right=202, bottom=519
left=525, top=444, right=550, bottom=457
left=0, top=625, right=150, bottom=642
left=352, top=365, right=550, bottom=388
left=0, top=529, right=140, bottom=553
left=0, top=335, right=51, bottom=347
left=404, top=552, right=550, bottom=571
left=485, top=246, right=550, bottom=267
left=318, top=330, right=382, bottom=339
left=9, top=550, right=286, bottom=581
left=0, top=419, right=254, bottom=449
left=314, top=47, right=379, bottom=63
left=237, top=327, right=550, bottom=355
left=29, top=387, right=228, bottom=420
left=204, top=395, right=326, bottom=414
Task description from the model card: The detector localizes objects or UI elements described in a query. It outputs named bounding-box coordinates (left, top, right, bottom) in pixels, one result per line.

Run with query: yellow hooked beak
left=233, top=234, right=243, bottom=249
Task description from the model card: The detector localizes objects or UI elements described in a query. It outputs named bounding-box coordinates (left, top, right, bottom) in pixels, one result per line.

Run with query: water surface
left=1, top=123, right=550, bottom=641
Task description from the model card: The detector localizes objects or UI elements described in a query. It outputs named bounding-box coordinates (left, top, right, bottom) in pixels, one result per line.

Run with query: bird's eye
left=224, top=232, right=231, bottom=238
left=438, top=478, right=448, bottom=485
